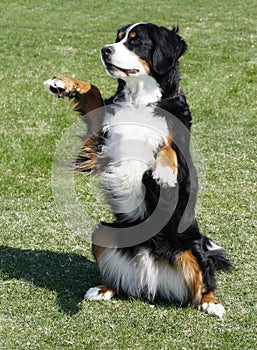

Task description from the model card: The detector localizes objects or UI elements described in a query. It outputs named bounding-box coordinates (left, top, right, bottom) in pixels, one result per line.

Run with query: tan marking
left=60, top=77, right=92, bottom=94
left=154, top=136, right=178, bottom=176
left=128, top=50, right=151, bottom=75
left=198, top=292, right=219, bottom=307
left=129, top=31, right=137, bottom=38
left=138, top=57, right=151, bottom=74
left=72, top=83, right=104, bottom=121
left=53, top=77, right=104, bottom=118
left=175, top=250, right=203, bottom=306
left=75, top=134, right=100, bottom=173
left=118, top=32, right=124, bottom=40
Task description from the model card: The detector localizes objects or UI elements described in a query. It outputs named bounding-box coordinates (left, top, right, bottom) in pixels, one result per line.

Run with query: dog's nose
left=101, top=45, right=115, bottom=60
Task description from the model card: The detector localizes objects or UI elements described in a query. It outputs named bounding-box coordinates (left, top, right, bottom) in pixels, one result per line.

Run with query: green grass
left=0, top=0, right=256, bottom=349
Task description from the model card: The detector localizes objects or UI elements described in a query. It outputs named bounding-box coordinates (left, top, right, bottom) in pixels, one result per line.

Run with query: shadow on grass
left=0, top=245, right=100, bottom=315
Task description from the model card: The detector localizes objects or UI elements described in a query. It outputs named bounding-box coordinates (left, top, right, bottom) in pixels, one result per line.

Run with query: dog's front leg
left=152, top=136, right=178, bottom=187
left=44, top=77, right=104, bottom=134
left=44, top=77, right=105, bottom=172
left=176, top=250, right=226, bottom=318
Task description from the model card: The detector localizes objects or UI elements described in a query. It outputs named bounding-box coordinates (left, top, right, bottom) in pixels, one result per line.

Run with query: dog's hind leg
left=175, top=250, right=226, bottom=318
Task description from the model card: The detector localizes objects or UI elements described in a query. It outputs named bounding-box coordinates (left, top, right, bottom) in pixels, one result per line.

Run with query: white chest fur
left=123, top=75, right=163, bottom=105
left=101, top=104, right=169, bottom=221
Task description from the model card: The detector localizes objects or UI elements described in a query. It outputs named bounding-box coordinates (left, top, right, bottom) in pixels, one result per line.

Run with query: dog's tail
left=204, top=237, right=232, bottom=270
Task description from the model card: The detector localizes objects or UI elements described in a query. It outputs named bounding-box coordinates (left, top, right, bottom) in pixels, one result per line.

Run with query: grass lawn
left=0, top=0, right=256, bottom=349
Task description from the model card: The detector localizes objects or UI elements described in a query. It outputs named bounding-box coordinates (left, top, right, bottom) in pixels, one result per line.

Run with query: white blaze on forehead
left=119, top=22, right=145, bottom=43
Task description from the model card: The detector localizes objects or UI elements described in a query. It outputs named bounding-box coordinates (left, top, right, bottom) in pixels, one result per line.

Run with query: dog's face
left=101, top=22, right=187, bottom=80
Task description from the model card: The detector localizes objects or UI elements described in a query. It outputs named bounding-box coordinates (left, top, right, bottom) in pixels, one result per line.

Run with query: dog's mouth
left=105, top=63, right=139, bottom=76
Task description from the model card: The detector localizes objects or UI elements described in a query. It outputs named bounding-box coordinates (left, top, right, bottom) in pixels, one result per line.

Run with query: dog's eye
left=130, top=38, right=142, bottom=46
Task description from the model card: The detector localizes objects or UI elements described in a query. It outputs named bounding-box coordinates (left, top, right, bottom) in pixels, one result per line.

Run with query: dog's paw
left=44, top=77, right=71, bottom=99
left=44, top=77, right=91, bottom=99
left=200, top=302, right=225, bottom=318
left=152, top=164, right=177, bottom=187
left=84, top=286, right=115, bottom=301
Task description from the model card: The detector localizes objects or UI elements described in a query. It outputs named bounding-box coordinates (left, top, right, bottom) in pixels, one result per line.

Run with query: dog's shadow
left=0, top=245, right=100, bottom=315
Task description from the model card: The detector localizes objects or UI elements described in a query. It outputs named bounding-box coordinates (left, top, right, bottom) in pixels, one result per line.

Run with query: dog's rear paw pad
left=84, top=287, right=114, bottom=301
left=201, top=302, right=225, bottom=318
left=152, top=165, right=177, bottom=187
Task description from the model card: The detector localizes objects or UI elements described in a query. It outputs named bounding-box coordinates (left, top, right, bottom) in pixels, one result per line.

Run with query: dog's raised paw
left=200, top=302, right=225, bottom=318
left=44, top=77, right=92, bottom=99
left=44, top=77, right=67, bottom=99
left=152, top=164, right=177, bottom=187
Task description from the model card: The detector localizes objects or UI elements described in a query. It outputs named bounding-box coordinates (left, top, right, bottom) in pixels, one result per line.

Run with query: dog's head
left=101, top=22, right=187, bottom=80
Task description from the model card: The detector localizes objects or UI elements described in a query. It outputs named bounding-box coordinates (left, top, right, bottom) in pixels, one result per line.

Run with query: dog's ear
left=152, top=26, right=187, bottom=75
left=171, top=26, right=188, bottom=58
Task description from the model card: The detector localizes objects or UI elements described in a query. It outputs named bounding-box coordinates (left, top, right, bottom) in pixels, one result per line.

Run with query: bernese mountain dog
left=44, top=22, right=231, bottom=317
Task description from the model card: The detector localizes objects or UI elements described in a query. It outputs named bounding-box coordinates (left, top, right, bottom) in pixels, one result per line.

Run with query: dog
left=44, top=22, right=231, bottom=317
